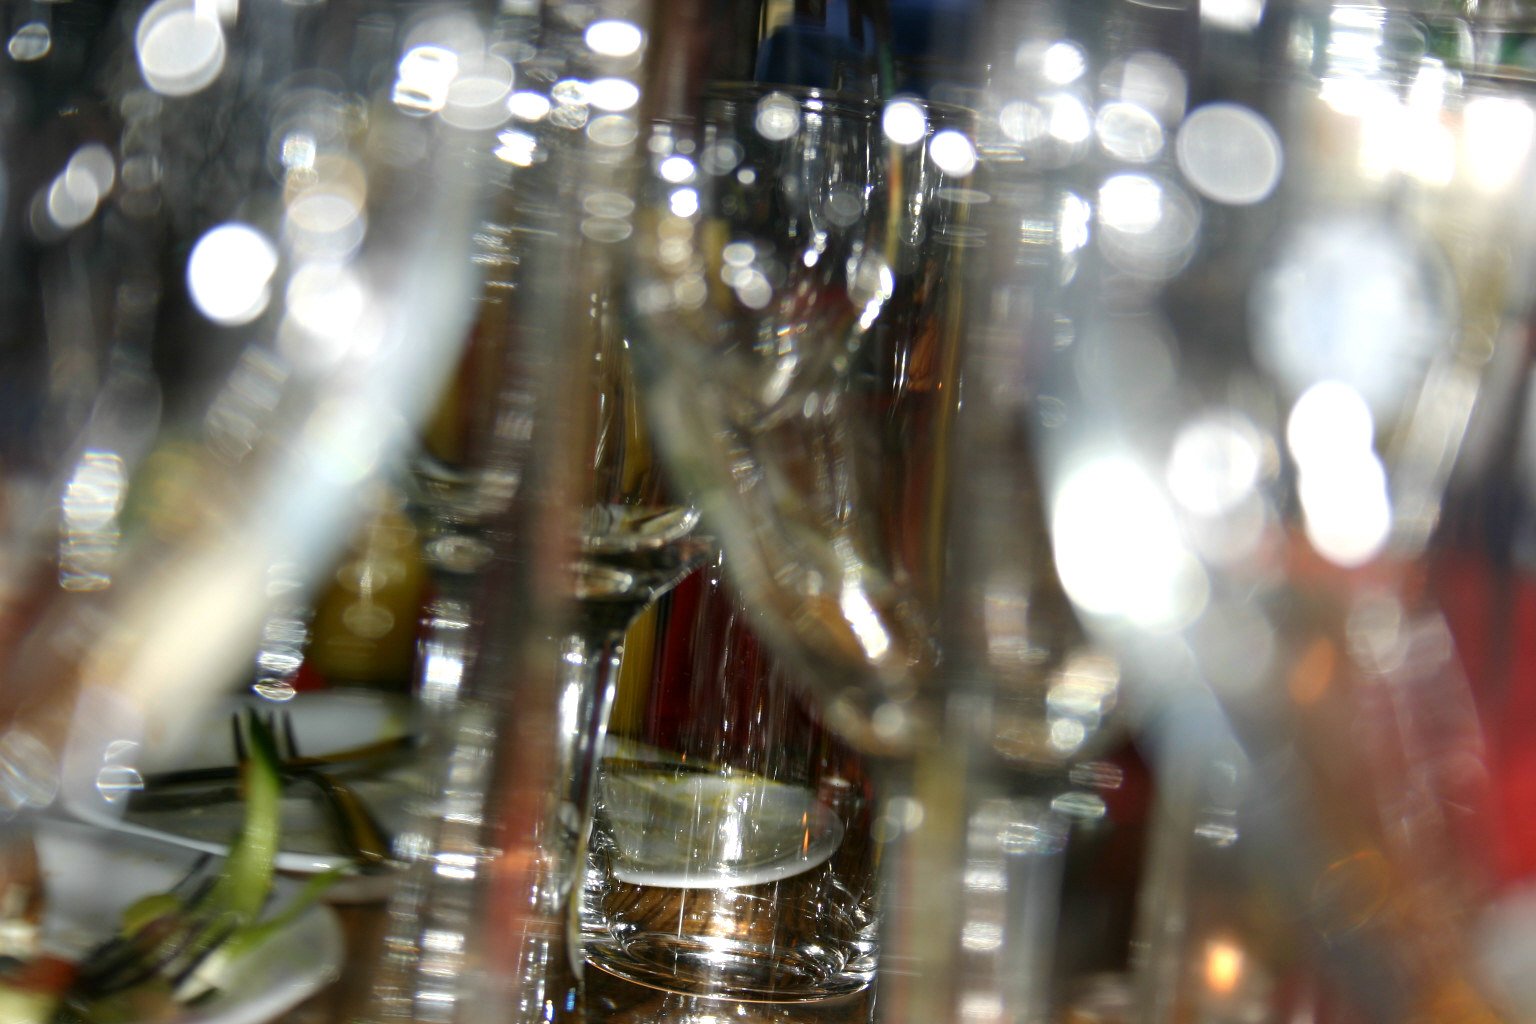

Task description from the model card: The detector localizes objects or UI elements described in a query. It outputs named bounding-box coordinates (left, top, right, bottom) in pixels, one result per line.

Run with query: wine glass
left=0, top=0, right=501, bottom=825
left=618, top=76, right=1121, bottom=1020
left=991, top=3, right=1536, bottom=1019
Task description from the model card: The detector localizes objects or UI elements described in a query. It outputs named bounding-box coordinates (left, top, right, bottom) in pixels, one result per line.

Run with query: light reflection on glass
left=930, top=129, right=977, bottom=176
left=1166, top=416, right=1265, bottom=520
left=883, top=98, right=928, bottom=146
left=282, top=261, right=375, bottom=367
left=1053, top=455, right=1208, bottom=631
left=508, top=90, right=550, bottom=122
left=394, top=45, right=459, bottom=115
left=1100, top=51, right=1186, bottom=126
left=1202, top=0, right=1265, bottom=31
left=1289, top=382, right=1393, bottom=567
left=284, top=155, right=367, bottom=258
left=754, top=92, right=801, bottom=141
left=187, top=222, right=279, bottom=326
left=441, top=53, right=514, bottom=130
left=1046, top=94, right=1092, bottom=145
left=587, top=77, right=640, bottom=113
left=584, top=19, right=643, bottom=59
left=135, top=0, right=226, bottom=97
left=658, top=154, right=696, bottom=184
left=1040, top=41, right=1087, bottom=85
left=1096, top=101, right=1164, bottom=163
left=60, top=451, right=128, bottom=592
left=494, top=128, right=538, bottom=167
left=1175, top=103, right=1282, bottom=205
left=7, top=22, right=51, bottom=62
left=1465, top=94, right=1536, bottom=193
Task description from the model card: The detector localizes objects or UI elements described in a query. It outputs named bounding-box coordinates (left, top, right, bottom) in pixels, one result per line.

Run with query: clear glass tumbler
left=580, top=562, right=878, bottom=1002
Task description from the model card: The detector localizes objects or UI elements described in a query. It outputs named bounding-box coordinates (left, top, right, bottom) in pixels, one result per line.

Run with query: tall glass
left=581, top=561, right=878, bottom=1001
left=983, top=3, right=1536, bottom=1019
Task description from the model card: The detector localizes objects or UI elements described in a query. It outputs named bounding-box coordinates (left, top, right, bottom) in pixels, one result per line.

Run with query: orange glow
left=1204, top=938, right=1244, bottom=996
left=1288, top=636, right=1335, bottom=707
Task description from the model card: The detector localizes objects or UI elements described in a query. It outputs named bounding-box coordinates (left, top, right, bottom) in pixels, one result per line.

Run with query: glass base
left=584, top=933, right=874, bottom=1003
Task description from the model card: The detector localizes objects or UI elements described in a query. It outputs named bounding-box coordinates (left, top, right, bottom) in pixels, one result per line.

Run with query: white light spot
left=930, top=129, right=977, bottom=176
left=187, top=223, right=279, bottom=326
left=1167, top=416, right=1265, bottom=518
left=1465, top=94, right=1536, bottom=194
left=1042, top=41, right=1087, bottom=84
left=587, top=114, right=638, bottom=147
left=1176, top=103, right=1283, bottom=205
left=441, top=53, right=513, bottom=130
left=1053, top=455, right=1209, bottom=631
left=8, top=22, right=51, bottom=62
left=883, top=98, right=928, bottom=146
left=284, top=261, right=370, bottom=360
left=1287, top=380, right=1375, bottom=466
left=839, top=585, right=892, bottom=662
left=1059, top=192, right=1091, bottom=253
left=1047, top=94, right=1092, bottom=144
left=508, top=90, right=550, bottom=122
left=135, top=0, right=226, bottom=97
left=999, top=100, right=1047, bottom=143
left=1203, top=0, right=1265, bottom=30
left=1288, top=382, right=1389, bottom=567
left=1299, top=449, right=1392, bottom=567
left=285, top=169, right=367, bottom=258
left=721, top=241, right=755, bottom=266
left=393, top=45, right=458, bottom=115
left=1098, top=174, right=1165, bottom=234
left=754, top=92, right=801, bottom=141
left=584, top=19, right=643, bottom=58
left=668, top=188, right=698, bottom=218
left=304, top=396, right=383, bottom=485
left=737, top=167, right=757, bottom=185
left=1102, top=51, right=1187, bottom=125
left=658, top=154, right=696, bottom=183
left=588, top=77, right=639, bottom=113
left=494, top=129, right=538, bottom=167
left=732, top=267, right=772, bottom=309
left=1096, top=101, right=1164, bottom=162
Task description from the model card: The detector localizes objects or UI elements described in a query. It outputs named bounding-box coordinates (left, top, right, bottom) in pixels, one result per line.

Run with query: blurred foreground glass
left=0, top=0, right=489, bottom=824
left=582, top=562, right=877, bottom=1000
left=622, top=71, right=1124, bottom=1020
left=986, top=3, right=1536, bottom=1020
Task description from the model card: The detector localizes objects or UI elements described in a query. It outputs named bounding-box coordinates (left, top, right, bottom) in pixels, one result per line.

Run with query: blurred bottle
left=304, top=485, right=428, bottom=693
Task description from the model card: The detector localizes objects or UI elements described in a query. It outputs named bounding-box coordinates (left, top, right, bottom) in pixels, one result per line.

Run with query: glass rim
left=701, top=80, right=979, bottom=133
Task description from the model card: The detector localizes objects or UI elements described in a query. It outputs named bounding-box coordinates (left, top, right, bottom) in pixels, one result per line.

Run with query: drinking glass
left=0, top=0, right=492, bottom=820
left=581, top=560, right=877, bottom=1000
left=983, top=3, right=1536, bottom=1018
left=622, top=76, right=1118, bottom=1020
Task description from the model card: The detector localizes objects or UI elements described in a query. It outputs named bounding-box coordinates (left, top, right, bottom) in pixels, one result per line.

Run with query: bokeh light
left=1175, top=103, right=1283, bottom=205
left=883, top=99, right=928, bottom=146
left=135, top=0, right=227, bottom=97
left=187, top=222, right=280, bottom=326
left=584, top=19, right=643, bottom=58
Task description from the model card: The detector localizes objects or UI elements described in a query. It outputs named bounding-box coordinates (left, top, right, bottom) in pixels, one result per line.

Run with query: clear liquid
left=581, top=766, right=876, bottom=1001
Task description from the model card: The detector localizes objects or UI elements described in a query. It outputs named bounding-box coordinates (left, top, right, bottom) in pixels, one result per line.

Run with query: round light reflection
left=136, top=0, right=226, bottom=97
left=883, top=99, right=928, bottom=146
left=585, top=20, right=643, bottom=58
left=1176, top=103, right=1283, bottom=206
left=187, top=223, right=279, bottom=326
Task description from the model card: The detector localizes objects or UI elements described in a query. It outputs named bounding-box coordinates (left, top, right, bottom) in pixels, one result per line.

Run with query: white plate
left=61, top=690, right=425, bottom=874
left=34, top=818, right=344, bottom=1024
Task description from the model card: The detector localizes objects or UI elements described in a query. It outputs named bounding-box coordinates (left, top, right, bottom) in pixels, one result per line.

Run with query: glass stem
left=554, top=603, right=643, bottom=978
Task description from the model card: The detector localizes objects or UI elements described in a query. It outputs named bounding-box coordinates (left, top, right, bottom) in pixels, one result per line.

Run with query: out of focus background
left=5, top=1, right=1536, bottom=1023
